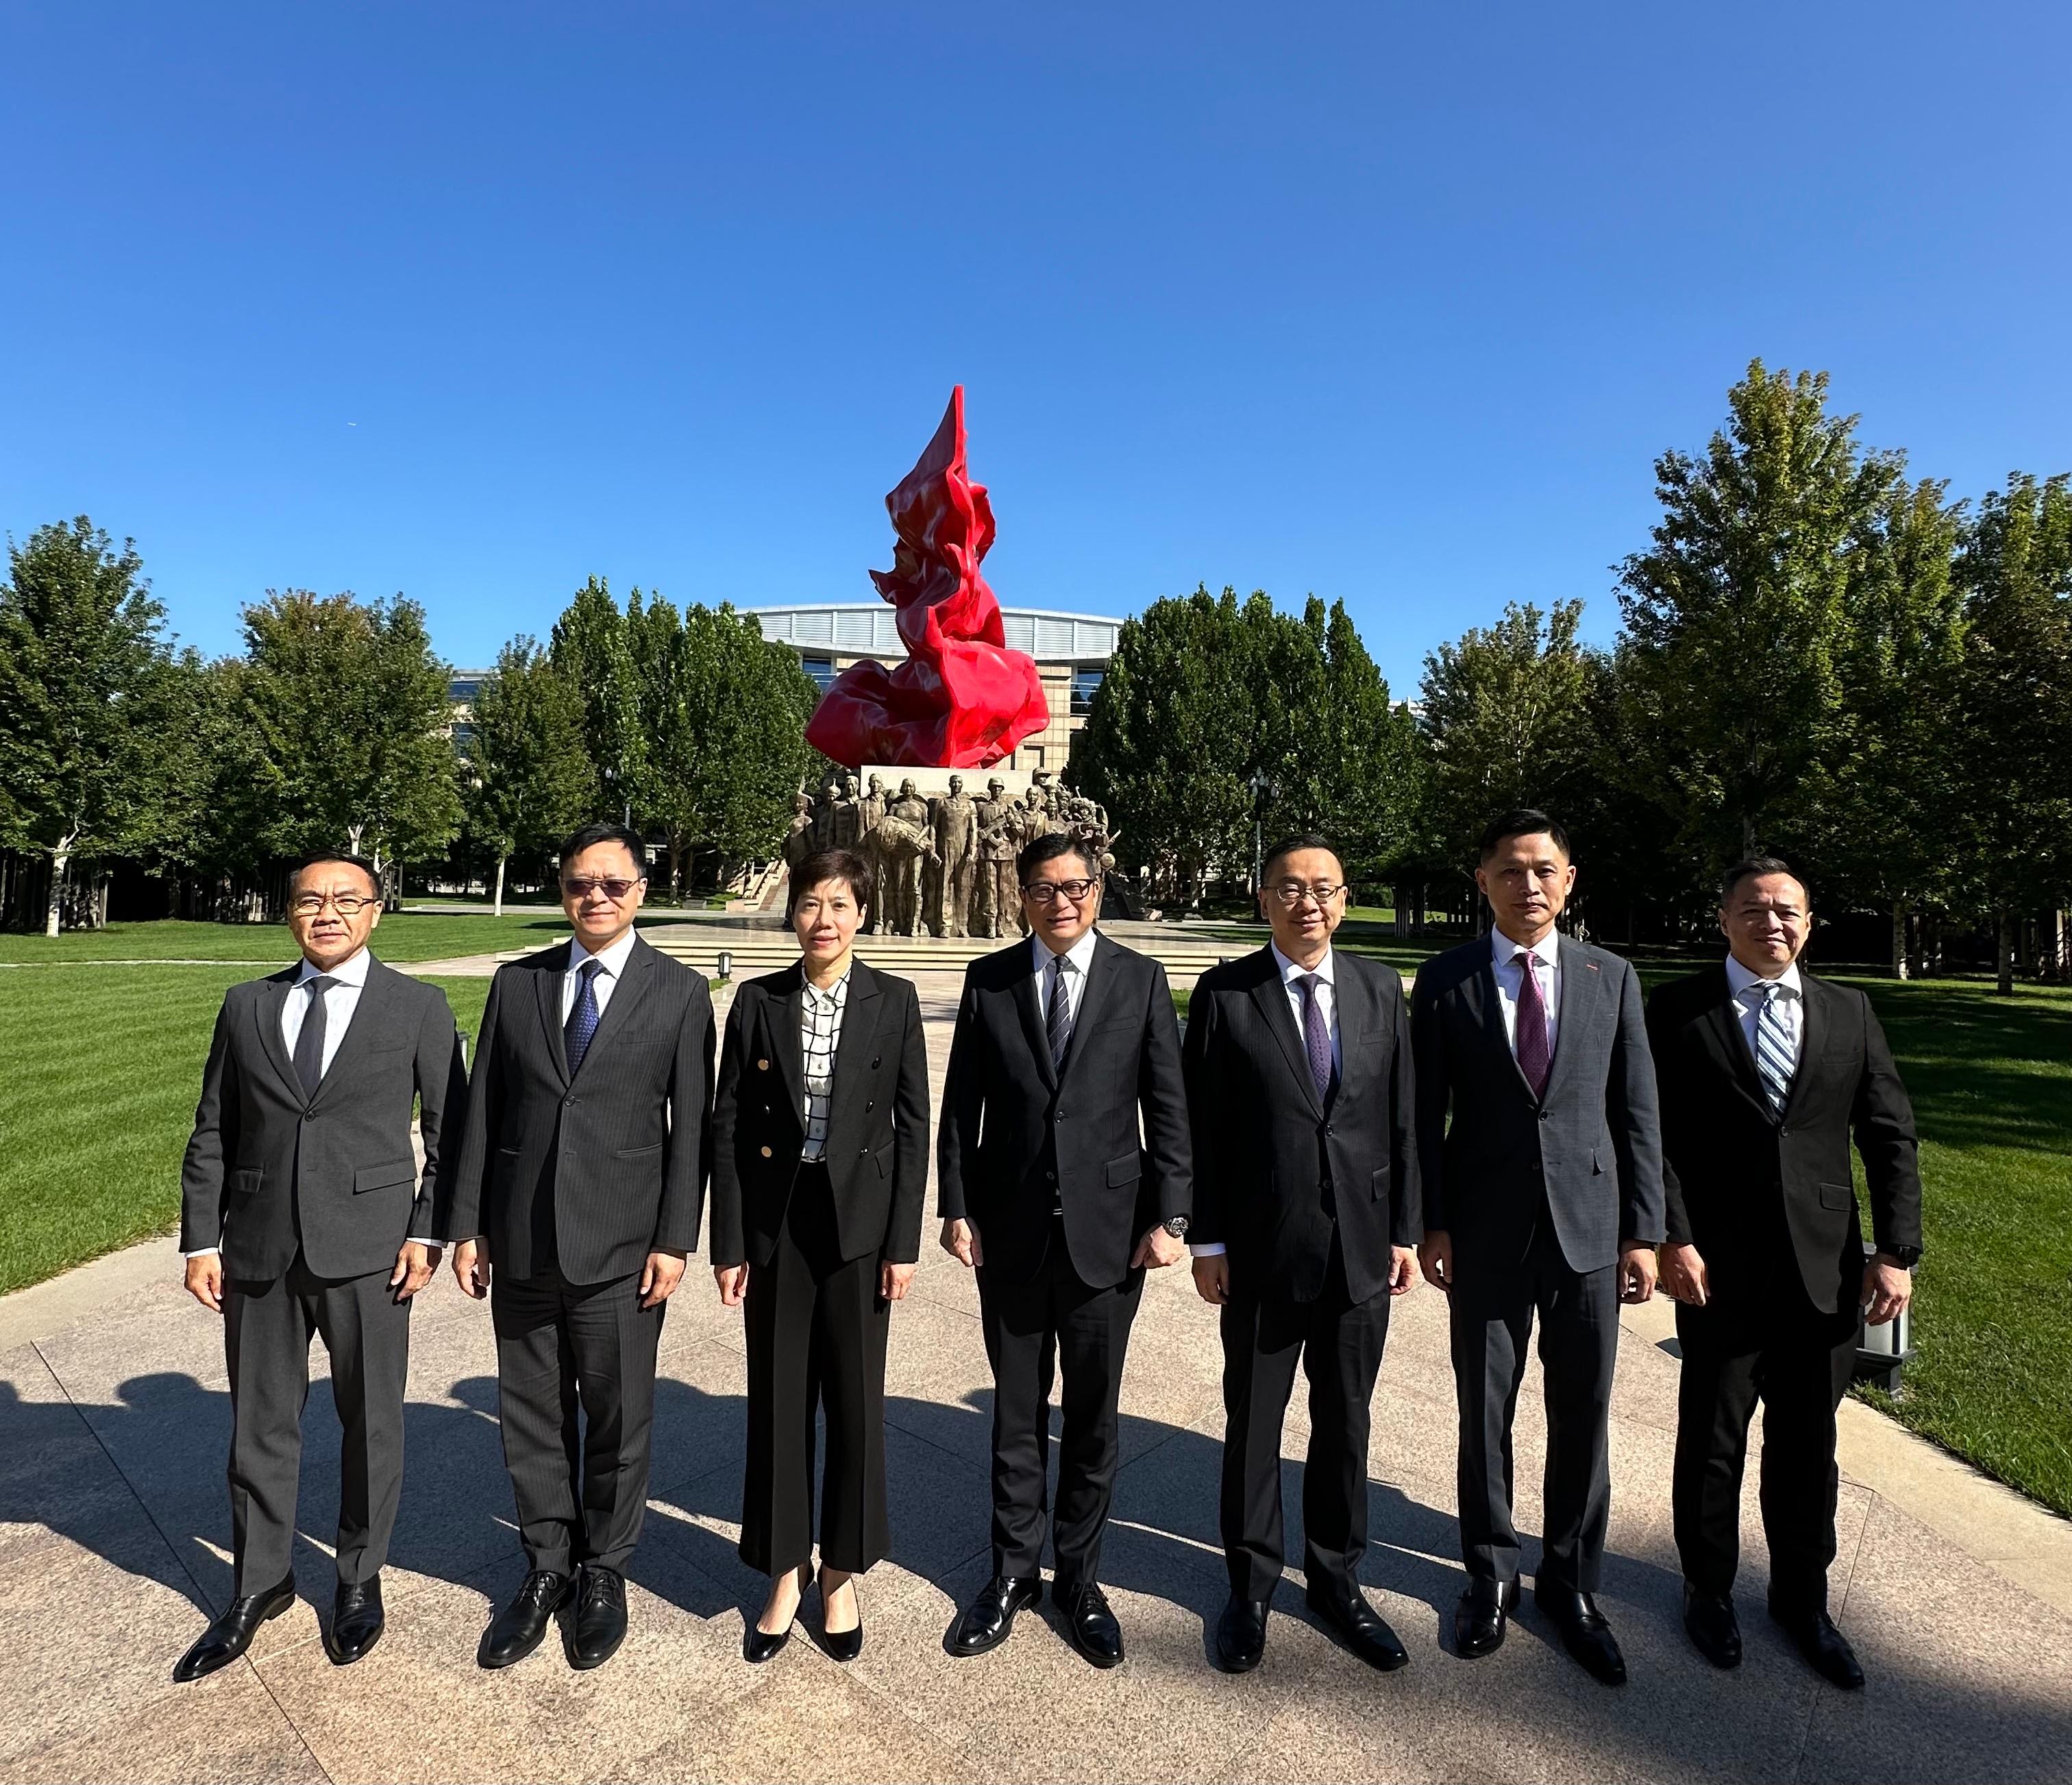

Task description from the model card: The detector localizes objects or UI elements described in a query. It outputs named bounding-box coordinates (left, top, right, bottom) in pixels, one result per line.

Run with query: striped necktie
left=565, top=959, right=603, bottom=1075
left=1046, top=953, right=1076, bottom=1072
left=1754, top=982, right=1795, bottom=1118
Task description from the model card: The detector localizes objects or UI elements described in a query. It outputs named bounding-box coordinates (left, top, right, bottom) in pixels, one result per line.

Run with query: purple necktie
left=1299, top=974, right=1335, bottom=1105
left=1513, top=950, right=1550, bottom=1096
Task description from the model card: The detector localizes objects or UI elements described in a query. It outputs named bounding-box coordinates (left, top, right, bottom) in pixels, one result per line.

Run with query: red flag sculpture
left=803, top=387, right=1051, bottom=769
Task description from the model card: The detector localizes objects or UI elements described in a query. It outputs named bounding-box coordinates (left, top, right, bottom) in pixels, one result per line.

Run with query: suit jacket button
left=865, top=1100, right=874, bottom=1111
left=1538, top=1111, right=1551, bottom=1122
left=564, top=1093, right=576, bottom=1107
left=1046, top=1170, right=1057, bottom=1182
left=758, top=1059, right=770, bottom=1071
left=759, top=1145, right=773, bottom=1158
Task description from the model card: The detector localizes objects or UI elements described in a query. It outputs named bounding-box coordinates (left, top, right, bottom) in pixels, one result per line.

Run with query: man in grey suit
left=445, top=821, right=715, bottom=1673
left=1412, top=810, right=1664, bottom=1685
left=175, top=851, right=464, bottom=1680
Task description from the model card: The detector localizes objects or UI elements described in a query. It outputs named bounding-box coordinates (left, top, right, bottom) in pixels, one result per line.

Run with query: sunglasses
left=562, top=876, right=645, bottom=900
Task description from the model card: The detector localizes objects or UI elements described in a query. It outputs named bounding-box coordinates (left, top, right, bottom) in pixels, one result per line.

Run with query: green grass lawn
left=0, top=909, right=703, bottom=965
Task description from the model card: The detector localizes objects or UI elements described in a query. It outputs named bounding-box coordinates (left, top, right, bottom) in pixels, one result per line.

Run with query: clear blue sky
left=3, top=3, right=2065, bottom=694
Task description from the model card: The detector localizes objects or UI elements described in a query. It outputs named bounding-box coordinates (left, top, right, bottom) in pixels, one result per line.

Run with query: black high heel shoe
left=820, top=1575, right=864, bottom=1663
left=744, top=1563, right=815, bottom=1664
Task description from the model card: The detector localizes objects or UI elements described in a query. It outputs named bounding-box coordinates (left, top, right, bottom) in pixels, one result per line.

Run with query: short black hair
left=1719, top=856, right=1808, bottom=907
left=1261, top=833, right=1343, bottom=887
left=1478, top=808, right=1570, bottom=862
left=558, top=820, right=649, bottom=876
left=289, top=850, right=380, bottom=898
left=787, top=848, right=874, bottom=919
left=1018, top=831, right=1096, bottom=885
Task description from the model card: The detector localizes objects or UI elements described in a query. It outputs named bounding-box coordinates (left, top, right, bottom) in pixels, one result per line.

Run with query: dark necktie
left=565, top=959, right=603, bottom=1075
left=293, top=974, right=336, bottom=1100
left=1514, top=949, right=1551, bottom=1097
left=1046, top=953, right=1076, bottom=1072
left=1298, top=973, right=1335, bottom=1105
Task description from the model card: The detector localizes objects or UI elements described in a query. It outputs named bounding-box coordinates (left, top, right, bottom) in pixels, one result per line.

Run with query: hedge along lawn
left=0, top=966, right=490, bottom=1296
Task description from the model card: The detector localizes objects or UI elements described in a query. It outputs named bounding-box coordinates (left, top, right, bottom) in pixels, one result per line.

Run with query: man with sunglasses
left=174, top=851, right=465, bottom=1681
left=937, top=832, right=1193, bottom=1668
left=445, top=820, right=715, bottom=1672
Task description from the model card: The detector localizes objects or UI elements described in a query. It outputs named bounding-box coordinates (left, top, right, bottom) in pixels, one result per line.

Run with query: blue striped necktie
left=565, top=959, right=603, bottom=1075
left=1754, top=982, right=1795, bottom=1118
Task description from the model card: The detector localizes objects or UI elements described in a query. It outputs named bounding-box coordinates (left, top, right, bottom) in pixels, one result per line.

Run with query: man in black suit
left=1648, top=857, right=1922, bottom=1690
left=1412, top=809, right=1664, bottom=1685
left=1185, top=835, right=1421, bottom=1676
left=937, top=831, right=1194, bottom=1668
left=175, top=851, right=463, bottom=1680
left=445, top=821, right=715, bottom=1672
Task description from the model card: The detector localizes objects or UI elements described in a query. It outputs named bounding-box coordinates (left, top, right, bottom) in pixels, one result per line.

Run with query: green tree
left=1617, top=360, right=1905, bottom=865
left=237, top=591, right=463, bottom=878
left=0, top=518, right=178, bottom=934
left=465, top=637, right=596, bottom=914
left=550, top=576, right=648, bottom=826
left=1949, top=472, right=2072, bottom=993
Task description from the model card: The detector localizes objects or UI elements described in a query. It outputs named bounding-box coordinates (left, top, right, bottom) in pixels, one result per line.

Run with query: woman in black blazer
left=710, top=847, right=930, bottom=1662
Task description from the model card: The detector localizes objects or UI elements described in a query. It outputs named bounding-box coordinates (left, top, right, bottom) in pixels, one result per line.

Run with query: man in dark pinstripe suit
left=444, top=821, right=716, bottom=1672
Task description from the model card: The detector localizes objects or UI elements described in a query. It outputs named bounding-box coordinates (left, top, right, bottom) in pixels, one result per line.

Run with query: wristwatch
left=1878, top=1245, right=1921, bottom=1269
left=1162, top=1215, right=1190, bottom=1239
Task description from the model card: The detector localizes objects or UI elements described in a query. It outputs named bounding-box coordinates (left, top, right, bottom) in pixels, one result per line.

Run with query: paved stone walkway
left=3, top=972, right=2069, bottom=1782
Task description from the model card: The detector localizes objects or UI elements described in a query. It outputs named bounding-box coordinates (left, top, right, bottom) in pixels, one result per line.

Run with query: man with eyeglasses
left=937, top=833, right=1193, bottom=1669
left=173, top=851, right=465, bottom=1681
left=444, top=820, right=715, bottom=1672
left=1183, top=835, right=1421, bottom=1676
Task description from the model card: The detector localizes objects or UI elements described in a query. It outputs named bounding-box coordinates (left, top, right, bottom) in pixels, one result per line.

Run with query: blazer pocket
left=615, top=1142, right=664, bottom=1161
left=1818, top=1181, right=1853, bottom=1211
left=232, top=1167, right=264, bottom=1196
left=1591, top=1148, right=1605, bottom=1176
left=354, top=1159, right=417, bottom=1194
left=874, top=1140, right=895, bottom=1177
left=1369, top=1165, right=1390, bottom=1201
left=1105, top=1151, right=1141, bottom=1187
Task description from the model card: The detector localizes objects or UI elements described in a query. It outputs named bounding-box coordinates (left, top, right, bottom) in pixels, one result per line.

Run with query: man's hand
left=388, top=1241, right=441, bottom=1301
left=1418, top=1230, right=1455, bottom=1296
left=639, top=1248, right=689, bottom=1309
left=1862, top=1255, right=1914, bottom=1326
left=1388, top=1245, right=1420, bottom=1296
left=184, top=1254, right=224, bottom=1314
left=1658, top=1242, right=1709, bottom=1307
left=940, top=1218, right=982, bottom=1268
left=1131, top=1224, right=1185, bottom=1269
left=881, top=1261, right=917, bottom=1303
left=1617, top=1241, right=1658, bottom=1305
left=1192, top=1254, right=1231, bottom=1305
left=452, top=1238, right=491, bottom=1300
left=714, top=1264, right=749, bottom=1308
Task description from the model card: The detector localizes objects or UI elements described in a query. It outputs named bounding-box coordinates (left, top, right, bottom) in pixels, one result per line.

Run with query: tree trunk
left=493, top=854, right=507, bottom=918
left=1997, top=908, right=2016, bottom=996
left=345, top=822, right=365, bottom=856
left=1891, top=897, right=1910, bottom=981
left=43, top=841, right=72, bottom=938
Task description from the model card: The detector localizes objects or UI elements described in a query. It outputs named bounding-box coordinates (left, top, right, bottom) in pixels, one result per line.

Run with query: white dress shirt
left=1725, top=953, right=1805, bottom=1069
left=799, top=968, right=851, bottom=1161
left=1032, top=927, right=1099, bottom=1037
left=1190, top=942, right=1342, bottom=1261
left=563, top=926, right=640, bottom=1021
left=1490, top=926, right=1562, bottom=1061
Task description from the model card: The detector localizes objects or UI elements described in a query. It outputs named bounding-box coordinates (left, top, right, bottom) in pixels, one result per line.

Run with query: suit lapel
left=532, top=943, right=575, bottom=1086
left=571, top=935, right=656, bottom=1081
left=1014, top=943, right=1059, bottom=1090
left=1538, top=937, right=1603, bottom=1105
left=310, top=957, right=393, bottom=1105
left=256, top=968, right=301, bottom=1097
left=1701, top=964, right=1768, bottom=1110
left=832, top=959, right=883, bottom=1109
left=1331, top=952, right=1376, bottom=1090
left=1471, top=951, right=1539, bottom=1103
left=1248, top=948, right=1322, bottom=1116
left=1780, top=970, right=1825, bottom=1121
left=774, top=962, right=806, bottom=1118
left=1057, top=935, right=1116, bottom=1087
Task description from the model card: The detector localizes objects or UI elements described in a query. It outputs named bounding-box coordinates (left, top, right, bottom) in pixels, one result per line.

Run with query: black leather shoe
left=1683, top=1584, right=1742, bottom=1669
left=568, top=1565, right=628, bottom=1670
left=1054, top=1579, right=1124, bottom=1669
left=1216, top=1595, right=1270, bottom=1673
left=478, top=1568, right=573, bottom=1670
left=174, top=1575, right=296, bottom=1682
left=1770, top=1600, right=1864, bottom=1690
left=1307, top=1584, right=1409, bottom=1673
left=1454, top=1577, right=1518, bottom=1659
left=948, top=1575, right=1041, bottom=1657
left=1534, top=1584, right=1627, bottom=1686
left=324, top=1575, right=384, bottom=1666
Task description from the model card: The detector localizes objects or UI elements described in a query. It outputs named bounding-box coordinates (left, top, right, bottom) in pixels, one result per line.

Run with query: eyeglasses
left=1023, top=877, right=1100, bottom=904
left=1269, top=881, right=1346, bottom=907
left=562, top=876, right=645, bottom=900
left=291, top=891, right=374, bottom=917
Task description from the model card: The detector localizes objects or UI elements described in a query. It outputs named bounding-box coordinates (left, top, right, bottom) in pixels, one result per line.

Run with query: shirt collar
left=297, top=946, right=371, bottom=987
left=1270, top=940, right=1334, bottom=987
left=570, top=927, right=639, bottom=978
left=1033, top=928, right=1100, bottom=977
left=802, top=967, right=852, bottom=1008
left=1725, top=954, right=1803, bottom=1000
left=1491, top=926, right=1561, bottom=972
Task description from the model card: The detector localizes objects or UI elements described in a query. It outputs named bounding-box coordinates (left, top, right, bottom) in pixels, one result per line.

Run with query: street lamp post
left=1247, top=769, right=1275, bottom=899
